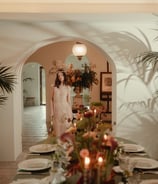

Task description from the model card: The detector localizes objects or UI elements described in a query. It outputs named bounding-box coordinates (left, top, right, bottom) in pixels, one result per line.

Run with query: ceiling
left=0, top=1, right=158, bottom=65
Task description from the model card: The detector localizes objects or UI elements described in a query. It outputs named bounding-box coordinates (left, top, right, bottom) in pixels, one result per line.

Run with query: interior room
left=1, top=1, right=158, bottom=183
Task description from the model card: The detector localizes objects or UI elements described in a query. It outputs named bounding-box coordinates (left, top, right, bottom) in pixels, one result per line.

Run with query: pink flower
left=79, top=149, right=89, bottom=159
left=82, top=131, right=98, bottom=140
left=60, top=132, right=75, bottom=143
left=106, top=136, right=118, bottom=151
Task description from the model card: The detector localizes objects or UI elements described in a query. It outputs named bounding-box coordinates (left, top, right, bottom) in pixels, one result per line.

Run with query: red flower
left=84, top=110, right=94, bottom=118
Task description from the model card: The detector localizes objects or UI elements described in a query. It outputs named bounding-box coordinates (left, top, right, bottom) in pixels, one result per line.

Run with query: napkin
left=113, top=166, right=123, bottom=173
left=10, top=179, right=40, bottom=184
left=50, top=168, right=66, bottom=184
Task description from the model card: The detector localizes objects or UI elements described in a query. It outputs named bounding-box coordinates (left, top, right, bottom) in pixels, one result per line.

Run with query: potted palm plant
left=0, top=65, right=16, bottom=105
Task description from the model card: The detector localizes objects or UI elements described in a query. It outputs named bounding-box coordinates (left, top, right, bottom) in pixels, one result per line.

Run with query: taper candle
left=84, top=157, right=90, bottom=184
left=97, top=156, right=103, bottom=184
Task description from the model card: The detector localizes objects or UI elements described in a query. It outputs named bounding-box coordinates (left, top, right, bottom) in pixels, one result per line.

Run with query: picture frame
left=100, top=72, right=112, bottom=101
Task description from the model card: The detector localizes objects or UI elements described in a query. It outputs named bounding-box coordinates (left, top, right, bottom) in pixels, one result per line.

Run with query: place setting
left=10, top=158, right=52, bottom=184
left=122, top=143, right=145, bottom=153
left=118, top=143, right=149, bottom=157
left=113, top=152, right=158, bottom=184
left=16, top=158, right=52, bottom=175
left=29, top=144, right=57, bottom=154
left=10, top=178, right=50, bottom=184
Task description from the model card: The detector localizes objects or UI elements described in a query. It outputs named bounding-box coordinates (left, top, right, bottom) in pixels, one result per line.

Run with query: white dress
left=52, top=85, right=72, bottom=137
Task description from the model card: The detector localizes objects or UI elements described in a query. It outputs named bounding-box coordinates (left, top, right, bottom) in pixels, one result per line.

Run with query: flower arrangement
left=60, top=109, right=120, bottom=184
left=66, top=64, right=98, bottom=89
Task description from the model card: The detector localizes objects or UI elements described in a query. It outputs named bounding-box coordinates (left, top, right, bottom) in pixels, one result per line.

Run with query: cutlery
left=27, top=153, right=41, bottom=156
left=130, top=153, right=147, bottom=156
left=17, top=171, right=49, bottom=175
left=142, top=170, right=158, bottom=174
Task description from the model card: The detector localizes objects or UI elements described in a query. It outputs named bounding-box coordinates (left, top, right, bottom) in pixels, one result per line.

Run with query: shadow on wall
left=102, top=29, right=158, bottom=159
left=64, top=21, right=158, bottom=159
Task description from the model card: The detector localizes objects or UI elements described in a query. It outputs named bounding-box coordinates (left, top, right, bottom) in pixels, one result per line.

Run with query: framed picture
left=100, top=72, right=112, bottom=92
left=100, top=72, right=112, bottom=101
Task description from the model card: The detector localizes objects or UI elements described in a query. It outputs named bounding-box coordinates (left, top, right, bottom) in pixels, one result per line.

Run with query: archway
left=24, top=39, right=115, bottom=135
left=13, top=37, right=116, bottom=161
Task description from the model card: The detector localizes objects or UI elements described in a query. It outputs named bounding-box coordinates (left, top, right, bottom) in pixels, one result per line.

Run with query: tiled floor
left=0, top=106, right=48, bottom=184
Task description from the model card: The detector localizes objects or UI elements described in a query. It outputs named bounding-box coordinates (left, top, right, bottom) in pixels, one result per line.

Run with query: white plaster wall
left=0, top=95, right=15, bottom=161
left=13, top=75, right=23, bottom=160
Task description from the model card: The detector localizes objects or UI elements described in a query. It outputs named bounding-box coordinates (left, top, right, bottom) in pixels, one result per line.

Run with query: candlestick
left=97, top=166, right=101, bottom=184
left=84, top=169, right=88, bottom=184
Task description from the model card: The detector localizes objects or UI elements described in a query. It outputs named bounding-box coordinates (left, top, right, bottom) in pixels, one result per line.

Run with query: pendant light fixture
left=72, top=42, right=87, bottom=60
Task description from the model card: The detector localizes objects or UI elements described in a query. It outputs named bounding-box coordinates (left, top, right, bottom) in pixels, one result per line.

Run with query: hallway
left=0, top=106, right=48, bottom=184
left=22, top=106, right=48, bottom=152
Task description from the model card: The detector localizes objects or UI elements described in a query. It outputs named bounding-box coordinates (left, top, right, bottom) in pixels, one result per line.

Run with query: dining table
left=10, top=135, right=158, bottom=184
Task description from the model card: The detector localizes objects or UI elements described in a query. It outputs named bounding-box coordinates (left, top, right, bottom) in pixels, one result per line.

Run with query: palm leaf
left=0, top=65, right=16, bottom=105
left=138, top=52, right=158, bottom=70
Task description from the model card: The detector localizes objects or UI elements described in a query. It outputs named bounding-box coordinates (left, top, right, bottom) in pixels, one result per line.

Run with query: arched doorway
left=20, top=39, right=115, bottom=150
left=22, top=62, right=47, bottom=151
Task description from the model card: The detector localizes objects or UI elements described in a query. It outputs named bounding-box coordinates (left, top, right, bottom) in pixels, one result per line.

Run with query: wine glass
left=119, top=154, right=134, bottom=183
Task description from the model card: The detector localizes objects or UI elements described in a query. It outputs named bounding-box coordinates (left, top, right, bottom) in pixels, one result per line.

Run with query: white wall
left=23, top=63, right=40, bottom=106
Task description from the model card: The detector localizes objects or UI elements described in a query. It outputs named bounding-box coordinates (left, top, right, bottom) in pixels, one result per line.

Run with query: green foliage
left=0, top=65, right=16, bottom=105
left=91, top=101, right=104, bottom=107
left=66, top=64, right=98, bottom=89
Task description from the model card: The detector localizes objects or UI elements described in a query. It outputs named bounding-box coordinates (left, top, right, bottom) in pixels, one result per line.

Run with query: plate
left=18, top=158, right=51, bottom=171
left=140, top=179, right=158, bottom=184
left=113, top=166, right=123, bottom=173
left=29, top=144, right=57, bottom=153
left=10, top=179, right=40, bottom=184
left=130, top=157, right=158, bottom=169
left=122, top=143, right=144, bottom=152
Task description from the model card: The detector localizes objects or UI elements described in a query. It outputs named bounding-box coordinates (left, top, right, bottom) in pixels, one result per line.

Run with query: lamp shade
left=72, top=42, right=87, bottom=60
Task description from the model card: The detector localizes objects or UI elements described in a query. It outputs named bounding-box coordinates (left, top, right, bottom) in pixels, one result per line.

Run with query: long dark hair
left=54, top=69, right=67, bottom=88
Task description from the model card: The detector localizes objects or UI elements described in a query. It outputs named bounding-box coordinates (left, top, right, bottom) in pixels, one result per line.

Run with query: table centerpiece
left=60, top=109, right=121, bottom=184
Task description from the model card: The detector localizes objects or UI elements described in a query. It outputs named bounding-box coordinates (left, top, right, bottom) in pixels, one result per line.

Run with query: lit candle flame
left=98, top=156, right=103, bottom=166
left=103, top=134, right=108, bottom=140
left=84, top=156, right=90, bottom=169
left=94, top=109, right=97, bottom=117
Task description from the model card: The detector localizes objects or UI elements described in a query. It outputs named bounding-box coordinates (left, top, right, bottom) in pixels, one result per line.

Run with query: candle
left=97, top=156, right=103, bottom=184
left=94, top=109, right=97, bottom=117
left=84, top=156, right=90, bottom=169
left=98, top=156, right=103, bottom=166
left=84, top=157, right=90, bottom=184
left=103, top=134, right=108, bottom=141
left=74, top=122, right=77, bottom=128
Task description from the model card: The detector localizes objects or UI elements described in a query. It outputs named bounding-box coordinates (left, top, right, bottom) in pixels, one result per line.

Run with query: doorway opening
left=22, top=63, right=47, bottom=151
left=40, top=66, right=46, bottom=105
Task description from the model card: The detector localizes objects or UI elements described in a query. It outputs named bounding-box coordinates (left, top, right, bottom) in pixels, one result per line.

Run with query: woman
left=51, top=69, right=73, bottom=137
